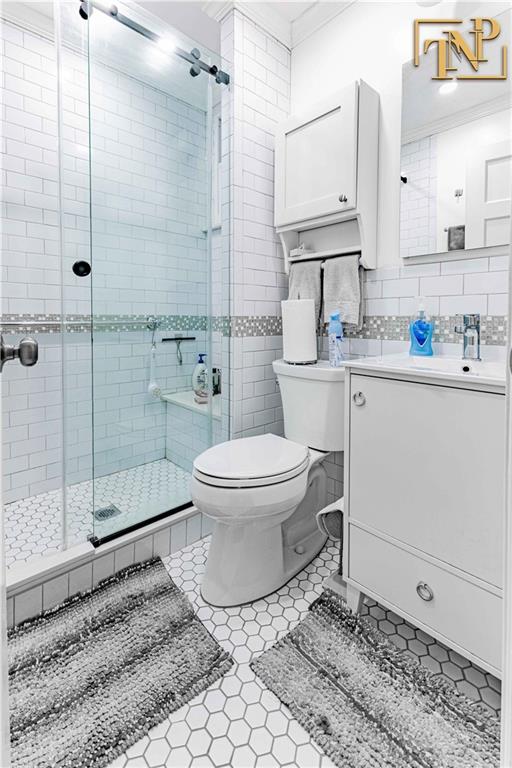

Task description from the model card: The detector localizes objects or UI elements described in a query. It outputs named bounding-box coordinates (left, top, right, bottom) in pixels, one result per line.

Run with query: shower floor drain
left=93, top=504, right=122, bottom=521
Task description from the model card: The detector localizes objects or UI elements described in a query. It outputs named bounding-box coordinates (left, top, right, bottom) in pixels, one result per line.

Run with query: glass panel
left=55, top=0, right=95, bottom=550
left=0, top=0, right=93, bottom=568
left=85, top=3, right=225, bottom=541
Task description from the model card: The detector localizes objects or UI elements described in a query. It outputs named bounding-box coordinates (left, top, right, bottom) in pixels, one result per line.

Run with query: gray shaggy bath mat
left=251, top=589, right=500, bottom=768
left=9, top=557, right=233, bottom=768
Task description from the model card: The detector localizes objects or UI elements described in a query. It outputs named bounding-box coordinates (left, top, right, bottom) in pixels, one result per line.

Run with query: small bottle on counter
left=328, top=312, right=344, bottom=367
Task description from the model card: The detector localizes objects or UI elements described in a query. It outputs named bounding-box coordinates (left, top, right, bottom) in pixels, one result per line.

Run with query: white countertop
left=344, top=354, right=506, bottom=391
left=160, top=390, right=222, bottom=420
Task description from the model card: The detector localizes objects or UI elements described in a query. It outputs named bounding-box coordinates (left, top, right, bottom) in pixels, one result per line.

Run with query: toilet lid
left=193, top=434, right=309, bottom=487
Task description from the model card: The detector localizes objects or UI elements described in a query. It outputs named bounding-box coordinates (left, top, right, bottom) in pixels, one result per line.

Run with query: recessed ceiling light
left=438, top=81, right=458, bottom=95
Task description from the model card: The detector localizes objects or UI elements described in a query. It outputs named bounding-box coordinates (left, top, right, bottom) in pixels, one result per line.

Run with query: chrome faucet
left=454, top=314, right=481, bottom=360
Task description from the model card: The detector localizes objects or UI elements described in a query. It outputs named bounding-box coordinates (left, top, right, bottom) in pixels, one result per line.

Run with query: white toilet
left=191, top=359, right=346, bottom=606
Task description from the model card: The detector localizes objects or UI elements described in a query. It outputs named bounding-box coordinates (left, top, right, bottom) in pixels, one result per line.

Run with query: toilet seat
left=193, top=433, right=310, bottom=488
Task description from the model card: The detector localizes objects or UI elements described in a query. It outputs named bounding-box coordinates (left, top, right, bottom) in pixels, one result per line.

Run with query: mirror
left=400, top=10, right=512, bottom=260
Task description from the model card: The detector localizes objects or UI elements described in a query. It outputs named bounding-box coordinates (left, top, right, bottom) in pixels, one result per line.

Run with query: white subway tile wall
left=366, top=258, right=508, bottom=320
left=1, top=19, right=224, bottom=504
left=222, top=10, right=291, bottom=451
left=166, top=403, right=223, bottom=473
left=399, top=137, right=437, bottom=259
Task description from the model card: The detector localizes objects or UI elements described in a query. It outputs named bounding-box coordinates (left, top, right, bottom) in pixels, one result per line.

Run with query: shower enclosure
left=1, top=0, right=230, bottom=567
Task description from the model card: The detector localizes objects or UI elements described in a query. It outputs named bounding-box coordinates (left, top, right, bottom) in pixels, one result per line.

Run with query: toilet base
left=201, top=523, right=327, bottom=607
left=200, top=463, right=329, bottom=607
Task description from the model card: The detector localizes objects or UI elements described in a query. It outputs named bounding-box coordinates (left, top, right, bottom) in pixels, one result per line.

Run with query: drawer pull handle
left=353, top=391, right=366, bottom=407
left=416, top=582, right=434, bottom=602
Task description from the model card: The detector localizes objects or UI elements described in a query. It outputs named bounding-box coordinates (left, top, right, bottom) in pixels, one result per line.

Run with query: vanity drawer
left=349, top=526, right=502, bottom=672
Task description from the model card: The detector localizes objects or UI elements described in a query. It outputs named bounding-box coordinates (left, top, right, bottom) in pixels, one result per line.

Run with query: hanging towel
left=323, top=255, right=363, bottom=330
left=288, top=261, right=322, bottom=322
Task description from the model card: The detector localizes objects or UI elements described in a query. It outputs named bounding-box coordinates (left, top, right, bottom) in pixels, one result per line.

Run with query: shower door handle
left=0, top=335, right=38, bottom=372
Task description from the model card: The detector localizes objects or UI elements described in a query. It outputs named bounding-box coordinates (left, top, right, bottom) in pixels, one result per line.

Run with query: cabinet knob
left=353, top=391, right=366, bottom=407
left=416, top=582, right=434, bottom=602
left=339, top=194, right=348, bottom=203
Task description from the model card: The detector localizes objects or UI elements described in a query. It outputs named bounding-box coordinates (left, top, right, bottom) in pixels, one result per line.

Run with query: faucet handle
left=454, top=313, right=480, bottom=334
left=454, top=314, right=465, bottom=334
left=464, top=313, right=480, bottom=327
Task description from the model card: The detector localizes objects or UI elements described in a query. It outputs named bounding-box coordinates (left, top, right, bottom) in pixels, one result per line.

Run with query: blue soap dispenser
left=409, top=298, right=434, bottom=356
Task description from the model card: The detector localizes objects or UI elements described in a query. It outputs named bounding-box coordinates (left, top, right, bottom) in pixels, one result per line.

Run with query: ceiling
left=140, top=1, right=221, bottom=52
left=251, top=2, right=317, bottom=24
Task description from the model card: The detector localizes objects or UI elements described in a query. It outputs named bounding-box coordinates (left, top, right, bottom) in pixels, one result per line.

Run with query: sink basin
left=407, top=356, right=505, bottom=379
left=345, top=354, right=506, bottom=389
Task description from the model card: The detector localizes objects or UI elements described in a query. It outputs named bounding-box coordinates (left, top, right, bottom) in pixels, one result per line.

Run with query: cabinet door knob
left=353, top=391, right=366, bottom=406
left=416, top=582, right=434, bottom=602
left=339, top=194, right=348, bottom=203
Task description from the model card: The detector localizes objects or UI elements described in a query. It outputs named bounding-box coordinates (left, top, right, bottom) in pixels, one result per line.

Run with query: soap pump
left=192, top=353, right=208, bottom=403
left=409, top=298, right=434, bottom=356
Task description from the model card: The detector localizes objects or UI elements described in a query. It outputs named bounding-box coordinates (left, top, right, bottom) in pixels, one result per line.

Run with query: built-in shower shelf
left=160, top=390, right=222, bottom=421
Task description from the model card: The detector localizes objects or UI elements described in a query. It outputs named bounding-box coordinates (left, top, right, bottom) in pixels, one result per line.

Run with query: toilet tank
left=273, top=359, right=346, bottom=452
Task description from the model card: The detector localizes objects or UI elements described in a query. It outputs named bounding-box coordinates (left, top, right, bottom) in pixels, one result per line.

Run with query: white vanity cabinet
left=344, top=360, right=506, bottom=675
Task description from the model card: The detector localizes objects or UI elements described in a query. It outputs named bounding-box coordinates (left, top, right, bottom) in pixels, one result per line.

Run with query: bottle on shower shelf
left=192, top=353, right=208, bottom=404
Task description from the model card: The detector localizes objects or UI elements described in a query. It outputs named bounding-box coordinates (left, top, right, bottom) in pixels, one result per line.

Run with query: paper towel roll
left=281, top=299, right=317, bottom=364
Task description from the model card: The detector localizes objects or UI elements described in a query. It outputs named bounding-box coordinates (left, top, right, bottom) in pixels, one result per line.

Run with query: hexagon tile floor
left=4, top=459, right=191, bottom=569
left=107, top=536, right=501, bottom=768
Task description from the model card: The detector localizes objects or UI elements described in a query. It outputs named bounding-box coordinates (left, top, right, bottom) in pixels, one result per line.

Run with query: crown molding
left=291, top=1, right=355, bottom=47
left=202, top=1, right=234, bottom=24
left=402, top=93, right=512, bottom=145
left=202, top=1, right=356, bottom=50
left=202, top=1, right=292, bottom=48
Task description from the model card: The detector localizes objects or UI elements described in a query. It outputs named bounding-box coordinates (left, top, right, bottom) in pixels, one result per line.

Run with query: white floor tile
left=107, top=536, right=501, bottom=768
left=5, top=459, right=191, bottom=568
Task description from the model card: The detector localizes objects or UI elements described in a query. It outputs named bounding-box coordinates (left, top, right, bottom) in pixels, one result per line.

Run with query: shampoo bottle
left=192, top=353, right=208, bottom=403
left=409, top=299, right=434, bottom=356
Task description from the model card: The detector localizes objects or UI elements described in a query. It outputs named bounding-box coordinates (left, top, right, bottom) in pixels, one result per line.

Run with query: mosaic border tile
left=229, top=316, right=282, bottom=337
left=343, top=315, right=508, bottom=346
left=0, top=315, right=208, bottom=335
left=1, top=314, right=508, bottom=344
left=229, top=314, right=508, bottom=345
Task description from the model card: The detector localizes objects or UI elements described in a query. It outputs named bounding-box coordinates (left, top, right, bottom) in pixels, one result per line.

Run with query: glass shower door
left=85, top=2, right=220, bottom=542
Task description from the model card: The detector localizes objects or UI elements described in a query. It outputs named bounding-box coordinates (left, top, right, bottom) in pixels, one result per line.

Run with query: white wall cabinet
left=275, top=80, right=379, bottom=269
left=344, top=366, right=506, bottom=675
left=275, top=83, right=358, bottom=225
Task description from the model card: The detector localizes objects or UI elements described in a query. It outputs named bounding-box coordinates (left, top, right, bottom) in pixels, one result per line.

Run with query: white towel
left=323, top=255, right=363, bottom=329
left=288, top=261, right=322, bottom=322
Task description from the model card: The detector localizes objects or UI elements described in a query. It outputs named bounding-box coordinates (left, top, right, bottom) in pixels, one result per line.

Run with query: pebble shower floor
left=107, top=536, right=501, bottom=768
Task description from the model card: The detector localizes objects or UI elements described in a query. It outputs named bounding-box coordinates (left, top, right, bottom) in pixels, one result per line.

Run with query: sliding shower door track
left=88, top=501, right=194, bottom=547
